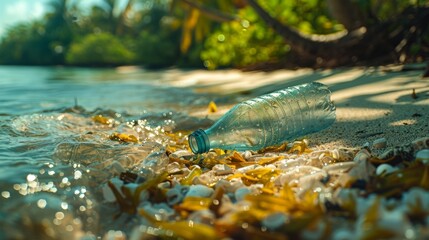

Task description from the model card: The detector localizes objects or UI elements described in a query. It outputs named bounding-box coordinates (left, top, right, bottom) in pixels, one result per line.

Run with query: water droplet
left=61, top=202, right=68, bottom=210
left=1, top=191, right=10, bottom=198
left=55, top=211, right=65, bottom=220
left=37, top=199, right=47, bottom=208
left=65, top=225, right=74, bottom=232
left=62, top=177, right=69, bottom=184
left=27, top=174, right=37, bottom=182
left=74, top=170, right=82, bottom=179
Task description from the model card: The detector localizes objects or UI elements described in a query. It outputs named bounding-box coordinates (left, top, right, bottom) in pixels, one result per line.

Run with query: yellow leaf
left=92, top=115, right=112, bottom=125
left=258, top=142, right=288, bottom=153
left=230, top=151, right=246, bottom=162
left=208, top=100, right=218, bottom=113
left=109, top=132, right=139, bottom=143
left=257, top=156, right=284, bottom=165
left=177, top=196, right=211, bottom=211
left=288, top=140, right=311, bottom=154
left=181, top=167, right=202, bottom=185
left=213, top=148, right=225, bottom=155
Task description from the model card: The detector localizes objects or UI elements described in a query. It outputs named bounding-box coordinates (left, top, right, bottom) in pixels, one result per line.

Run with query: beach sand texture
left=164, top=65, right=429, bottom=149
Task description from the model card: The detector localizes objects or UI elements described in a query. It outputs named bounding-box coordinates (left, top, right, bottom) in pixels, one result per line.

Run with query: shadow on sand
left=191, top=66, right=429, bottom=147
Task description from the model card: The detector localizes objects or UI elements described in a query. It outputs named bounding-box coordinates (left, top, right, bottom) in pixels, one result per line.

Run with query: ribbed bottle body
left=243, top=82, right=336, bottom=147
left=189, top=82, right=336, bottom=153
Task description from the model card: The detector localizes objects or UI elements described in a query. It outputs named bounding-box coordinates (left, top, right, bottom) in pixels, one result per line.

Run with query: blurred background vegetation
left=0, top=0, right=428, bottom=69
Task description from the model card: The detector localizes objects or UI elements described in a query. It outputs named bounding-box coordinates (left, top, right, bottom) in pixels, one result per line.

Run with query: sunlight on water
left=0, top=66, right=222, bottom=239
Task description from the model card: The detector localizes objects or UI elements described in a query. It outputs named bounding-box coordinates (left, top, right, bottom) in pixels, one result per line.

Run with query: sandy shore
left=163, top=64, right=429, bottom=149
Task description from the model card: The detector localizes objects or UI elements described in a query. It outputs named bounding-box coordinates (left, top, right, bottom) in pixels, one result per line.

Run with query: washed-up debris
left=41, top=113, right=429, bottom=239
left=98, top=134, right=429, bottom=239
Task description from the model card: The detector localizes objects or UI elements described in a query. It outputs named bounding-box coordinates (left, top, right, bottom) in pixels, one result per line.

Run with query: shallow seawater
left=0, top=66, right=230, bottom=239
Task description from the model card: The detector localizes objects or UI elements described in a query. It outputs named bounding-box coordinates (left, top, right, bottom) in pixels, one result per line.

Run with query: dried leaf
left=92, top=115, right=112, bottom=125
left=181, top=167, right=202, bottom=185
left=208, top=101, right=218, bottom=113
left=288, top=140, right=311, bottom=154
left=230, top=151, right=246, bottom=162
left=209, top=186, right=224, bottom=216
left=214, top=148, right=226, bottom=155
left=258, top=142, right=289, bottom=153
left=176, top=196, right=212, bottom=212
left=109, top=132, right=139, bottom=143
left=257, top=156, right=284, bottom=165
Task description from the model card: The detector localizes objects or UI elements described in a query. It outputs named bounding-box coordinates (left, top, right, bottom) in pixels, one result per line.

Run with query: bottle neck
left=188, top=129, right=210, bottom=154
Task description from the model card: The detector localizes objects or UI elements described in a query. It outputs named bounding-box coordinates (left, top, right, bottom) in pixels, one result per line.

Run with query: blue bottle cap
left=188, top=129, right=210, bottom=154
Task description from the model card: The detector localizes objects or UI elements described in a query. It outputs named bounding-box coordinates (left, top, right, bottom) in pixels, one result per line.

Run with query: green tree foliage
left=0, top=0, right=73, bottom=65
left=136, top=31, right=180, bottom=68
left=132, top=1, right=205, bottom=68
left=0, top=21, right=67, bottom=65
left=66, top=32, right=135, bottom=66
left=133, top=3, right=183, bottom=68
left=0, top=0, right=426, bottom=68
left=201, top=0, right=341, bottom=69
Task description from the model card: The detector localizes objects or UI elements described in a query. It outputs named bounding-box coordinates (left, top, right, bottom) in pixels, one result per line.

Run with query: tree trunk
left=327, top=0, right=367, bottom=31
left=245, top=0, right=429, bottom=68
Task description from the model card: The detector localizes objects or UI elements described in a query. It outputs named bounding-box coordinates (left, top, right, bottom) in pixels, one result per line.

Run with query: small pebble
left=353, top=148, right=371, bottom=162
left=234, top=187, right=251, bottom=202
left=170, top=150, right=193, bottom=160
left=212, top=164, right=233, bottom=175
left=323, top=162, right=356, bottom=174
left=416, top=149, right=429, bottom=164
left=261, top=212, right=288, bottom=230
left=192, top=172, right=217, bottom=185
left=376, top=163, right=396, bottom=175
left=243, top=150, right=253, bottom=159
left=167, top=162, right=182, bottom=174
left=185, top=185, right=214, bottom=198
left=236, top=164, right=258, bottom=173
left=139, top=202, right=174, bottom=221
left=166, top=185, right=189, bottom=206
left=372, top=138, right=387, bottom=149
left=362, top=142, right=371, bottom=148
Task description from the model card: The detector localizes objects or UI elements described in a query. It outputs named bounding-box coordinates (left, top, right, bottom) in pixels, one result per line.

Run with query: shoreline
left=163, top=65, right=429, bottom=149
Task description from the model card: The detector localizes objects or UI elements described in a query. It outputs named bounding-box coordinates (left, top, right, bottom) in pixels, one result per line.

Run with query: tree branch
left=244, top=0, right=368, bottom=65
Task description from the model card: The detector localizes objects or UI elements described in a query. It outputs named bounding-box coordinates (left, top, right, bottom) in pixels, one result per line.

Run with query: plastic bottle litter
left=188, top=82, right=336, bottom=154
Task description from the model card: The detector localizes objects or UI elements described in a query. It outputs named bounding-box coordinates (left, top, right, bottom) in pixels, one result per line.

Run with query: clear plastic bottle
left=188, top=82, right=336, bottom=154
